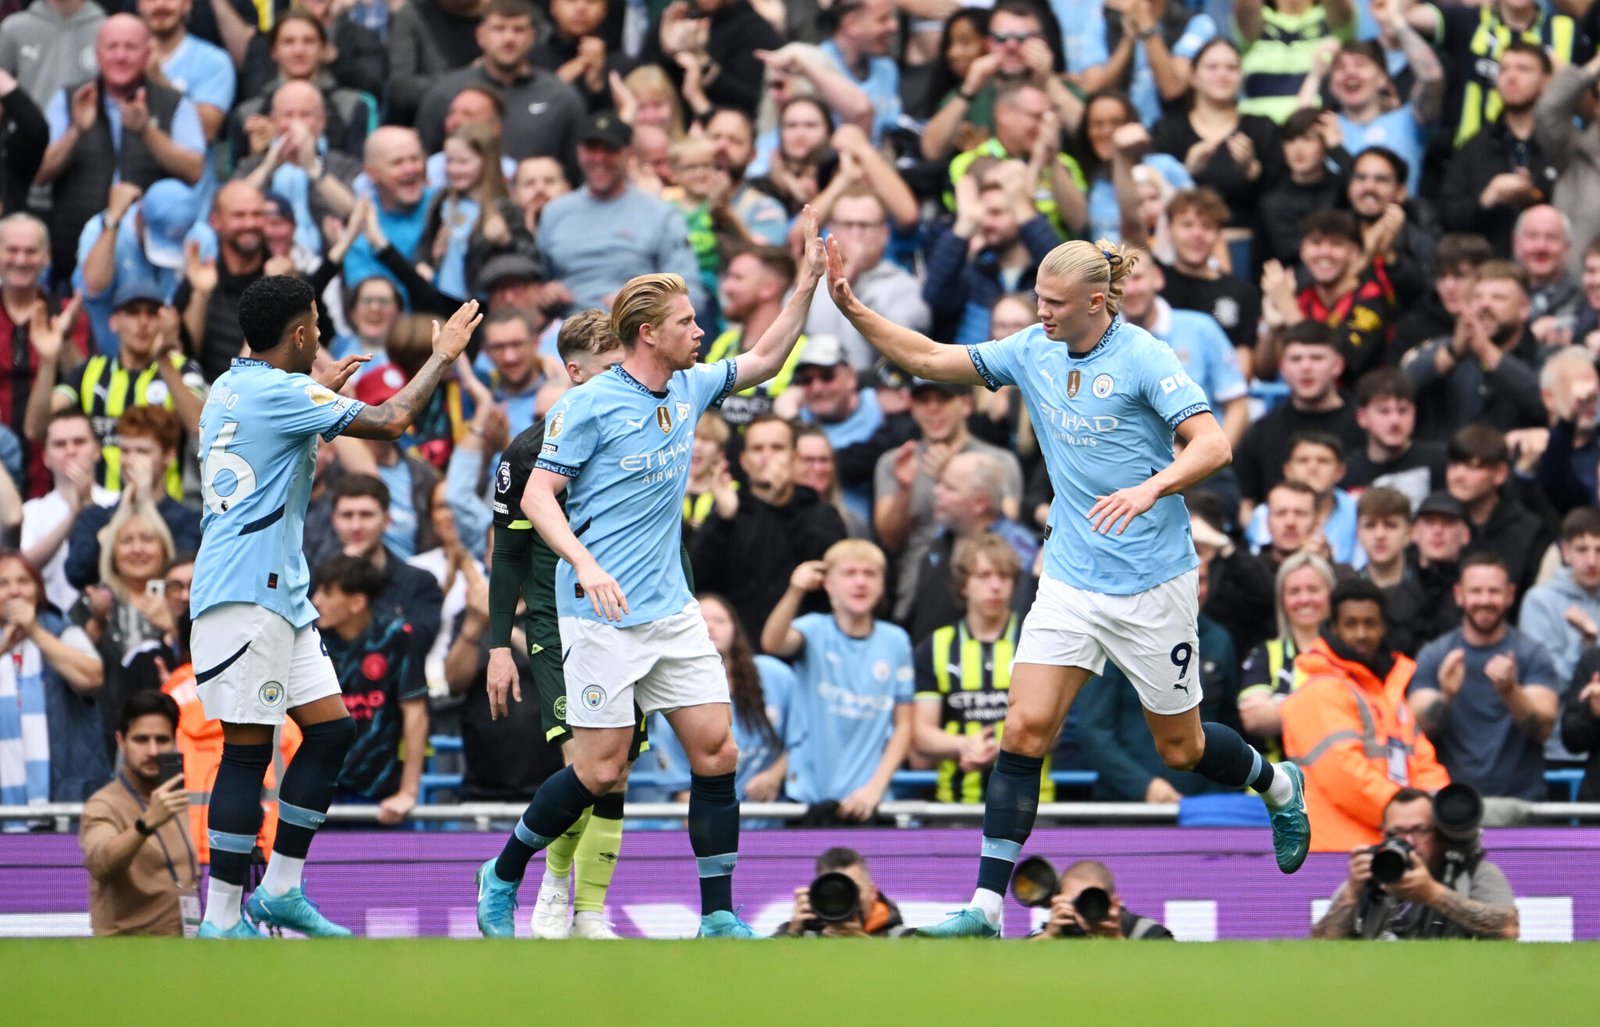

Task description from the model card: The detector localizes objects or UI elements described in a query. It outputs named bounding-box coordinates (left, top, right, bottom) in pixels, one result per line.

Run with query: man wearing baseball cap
left=538, top=110, right=704, bottom=313
left=75, top=179, right=208, bottom=355
left=44, top=280, right=205, bottom=496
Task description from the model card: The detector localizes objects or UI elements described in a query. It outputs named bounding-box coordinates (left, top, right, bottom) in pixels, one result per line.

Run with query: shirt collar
left=612, top=363, right=668, bottom=399
left=1070, top=315, right=1123, bottom=360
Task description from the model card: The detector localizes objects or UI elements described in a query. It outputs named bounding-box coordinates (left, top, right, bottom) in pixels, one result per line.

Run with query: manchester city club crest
left=1067, top=369, right=1081, bottom=398
left=1093, top=374, right=1114, bottom=398
left=582, top=685, right=607, bottom=711
left=676, top=401, right=690, bottom=423
left=656, top=406, right=672, bottom=433
left=258, top=681, right=285, bottom=707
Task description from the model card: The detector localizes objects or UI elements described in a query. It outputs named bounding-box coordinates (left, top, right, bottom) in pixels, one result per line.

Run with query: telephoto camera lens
left=1009, top=856, right=1060, bottom=908
left=807, top=872, right=861, bottom=923
left=1433, top=783, right=1484, bottom=845
left=1369, top=837, right=1414, bottom=885
left=1072, top=886, right=1112, bottom=924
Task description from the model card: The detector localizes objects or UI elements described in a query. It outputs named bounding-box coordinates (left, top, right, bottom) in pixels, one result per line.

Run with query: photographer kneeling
left=777, top=848, right=910, bottom=937
left=1311, top=787, right=1518, bottom=940
left=1022, top=859, right=1173, bottom=940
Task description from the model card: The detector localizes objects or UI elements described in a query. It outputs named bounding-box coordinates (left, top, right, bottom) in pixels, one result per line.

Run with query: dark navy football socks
left=1195, top=722, right=1276, bottom=793
left=274, top=718, right=356, bottom=860
left=496, top=765, right=597, bottom=883
left=976, top=750, right=1044, bottom=897
left=689, top=771, right=739, bottom=916
left=208, top=742, right=272, bottom=886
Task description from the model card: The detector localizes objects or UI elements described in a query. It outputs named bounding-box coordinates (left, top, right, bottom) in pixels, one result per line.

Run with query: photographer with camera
left=1311, top=786, right=1519, bottom=940
left=1015, top=858, right=1173, bottom=941
left=777, top=847, right=910, bottom=937
left=79, top=691, right=199, bottom=937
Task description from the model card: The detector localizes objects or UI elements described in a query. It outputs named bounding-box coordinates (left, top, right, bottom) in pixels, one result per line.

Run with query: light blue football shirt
left=190, top=359, right=366, bottom=628
left=160, top=35, right=237, bottom=115
left=968, top=317, right=1211, bottom=596
left=1149, top=301, right=1248, bottom=413
left=535, top=360, right=736, bottom=626
left=782, top=613, right=914, bottom=805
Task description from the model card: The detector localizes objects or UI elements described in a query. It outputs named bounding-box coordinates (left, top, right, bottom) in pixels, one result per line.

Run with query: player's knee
left=1001, top=715, right=1055, bottom=758
left=690, top=732, right=738, bottom=776
left=579, top=755, right=629, bottom=795
left=1155, top=734, right=1202, bottom=771
left=301, top=715, right=357, bottom=758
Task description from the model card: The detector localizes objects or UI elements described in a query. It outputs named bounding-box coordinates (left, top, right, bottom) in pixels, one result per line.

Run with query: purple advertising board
left=3, top=828, right=1596, bottom=940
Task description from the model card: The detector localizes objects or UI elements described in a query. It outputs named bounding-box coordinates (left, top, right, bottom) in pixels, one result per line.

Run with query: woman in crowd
left=1151, top=39, right=1280, bottom=272
left=912, top=6, right=990, bottom=156
left=77, top=498, right=175, bottom=756
left=1075, top=90, right=1192, bottom=243
left=239, top=0, right=388, bottom=100
left=0, top=550, right=106, bottom=806
left=794, top=426, right=871, bottom=539
left=1237, top=552, right=1337, bottom=761
left=611, top=64, right=687, bottom=140
left=232, top=12, right=379, bottom=162
left=420, top=124, right=534, bottom=301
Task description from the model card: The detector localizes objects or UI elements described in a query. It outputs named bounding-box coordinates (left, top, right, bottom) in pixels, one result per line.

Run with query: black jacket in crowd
left=1561, top=649, right=1600, bottom=802
left=689, top=484, right=848, bottom=641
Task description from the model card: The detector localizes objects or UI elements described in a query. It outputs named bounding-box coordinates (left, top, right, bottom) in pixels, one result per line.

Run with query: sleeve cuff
left=968, top=346, right=1001, bottom=392
left=1166, top=402, right=1210, bottom=429
left=535, top=458, right=580, bottom=477
left=321, top=400, right=366, bottom=442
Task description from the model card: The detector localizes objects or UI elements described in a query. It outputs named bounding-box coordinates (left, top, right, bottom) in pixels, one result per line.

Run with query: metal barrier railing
left=6, top=800, right=1600, bottom=830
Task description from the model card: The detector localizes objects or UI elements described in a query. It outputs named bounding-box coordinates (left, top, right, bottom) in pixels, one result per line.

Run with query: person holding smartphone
left=80, top=691, right=201, bottom=937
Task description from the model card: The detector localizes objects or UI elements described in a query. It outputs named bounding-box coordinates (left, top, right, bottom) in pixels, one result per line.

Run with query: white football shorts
left=192, top=603, right=341, bottom=725
left=1014, top=568, right=1202, bottom=716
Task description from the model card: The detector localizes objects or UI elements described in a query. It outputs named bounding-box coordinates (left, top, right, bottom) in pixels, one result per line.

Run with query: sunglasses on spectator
left=989, top=30, right=1039, bottom=44
left=794, top=365, right=843, bottom=387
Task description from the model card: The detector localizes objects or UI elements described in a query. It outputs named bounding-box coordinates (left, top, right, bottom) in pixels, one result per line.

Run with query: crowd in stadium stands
left=8, top=0, right=1600, bottom=851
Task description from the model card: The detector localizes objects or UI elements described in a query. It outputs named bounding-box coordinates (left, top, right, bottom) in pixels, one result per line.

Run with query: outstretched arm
left=823, top=237, right=985, bottom=386
left=344, top=301, right=482, bottom=440
left=732, top=207, right=825, bottom=391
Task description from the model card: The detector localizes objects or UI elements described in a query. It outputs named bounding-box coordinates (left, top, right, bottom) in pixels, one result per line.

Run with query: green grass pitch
left=2, top=939, right=1596, bottom=1025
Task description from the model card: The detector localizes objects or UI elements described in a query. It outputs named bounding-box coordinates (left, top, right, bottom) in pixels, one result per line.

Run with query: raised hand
left=788, top=559, right=826, bottom=594
left=107, top=182, right=144, bottom=225
left=29, top=293, right=82, bottom=366
left=312, top=353, right=370, bottom=393
left=795, top=205, right=825, bottom=286
left=431, top=299, right=484, bottom=362
left=824, top=234, right=857, bottom=309
left=1437, top=647, right=1466, bottom=700
left=184, top=240, right=218, bottom=294
left=118, top=88, right=151, bottom=136
left=70, top=81, right=98, bottom=133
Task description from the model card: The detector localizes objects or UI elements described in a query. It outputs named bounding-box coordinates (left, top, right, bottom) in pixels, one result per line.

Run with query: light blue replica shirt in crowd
left=159, top=35, right=236, bottom=116
left=190, top=359, right=366, bottom=628
left=535, top=360, right=736, bottom=626
left=968, top=317, right=1210, bottom=595
left=1144, top=299, right=1247, bottom=414
left=73, top=213, right=213, bottom=355
left=783, top=612, right=914, bottom=804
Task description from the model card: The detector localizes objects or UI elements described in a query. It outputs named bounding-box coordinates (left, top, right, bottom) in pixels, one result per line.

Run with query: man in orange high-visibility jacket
left=1283, top=579, right=1449, bottom=852
left=162, top=664, right=301, bottom=863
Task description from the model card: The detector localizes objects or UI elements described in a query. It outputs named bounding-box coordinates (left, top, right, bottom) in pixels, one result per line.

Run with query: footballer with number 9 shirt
left=824, top=237, right=1313, bottom=938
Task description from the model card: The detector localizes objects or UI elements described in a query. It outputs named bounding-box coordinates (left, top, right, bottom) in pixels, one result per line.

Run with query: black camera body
left=1368, top=836, right=1413, bottom=885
